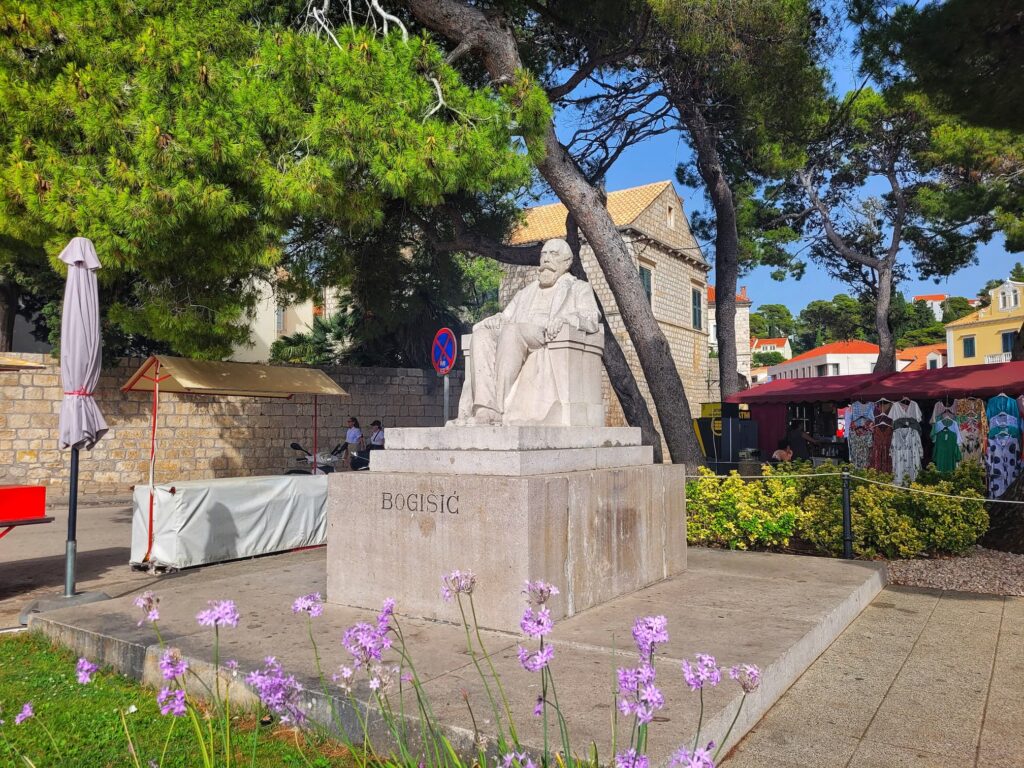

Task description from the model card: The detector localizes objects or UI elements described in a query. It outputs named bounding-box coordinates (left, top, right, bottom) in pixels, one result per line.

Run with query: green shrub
left=688, top=460, right=989, bottom=559
left=686, top=466, right=799, bottom=550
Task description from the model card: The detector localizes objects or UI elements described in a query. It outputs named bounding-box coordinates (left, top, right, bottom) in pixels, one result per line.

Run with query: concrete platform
left=28, top=547, right=885, bottom=763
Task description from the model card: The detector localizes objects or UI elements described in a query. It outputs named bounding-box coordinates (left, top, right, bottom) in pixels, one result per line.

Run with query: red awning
left=725, top=372, right=887, bottom=404
left=856, top=360, right=1024, bottom=401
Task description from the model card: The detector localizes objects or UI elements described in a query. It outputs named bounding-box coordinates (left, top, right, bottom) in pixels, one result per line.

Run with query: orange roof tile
left=508, top=181, right=673, bottom=245
left=785, top=340, right=879, bottom=364
left=896, top=343, right=947, bottom=372
left=912, top=294, right=947, bottom=302
left=708, top=285, right=751, bottom=304
left=751, top=337, right=787, bottom=350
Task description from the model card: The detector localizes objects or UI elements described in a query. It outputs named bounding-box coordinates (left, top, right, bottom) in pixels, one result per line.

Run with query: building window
left=816, top=364, right=828, bottom=377
left=999, top=289, right=1020, bottom=310
left=928, top=357, right=938, bottom=369
left=1003, top=331, right=1019, bottom=354
left=667, top=205, right=676, bottom=228
left=691, top=287, right=703, bottom=330
left=962, top=336, right=976, bottom=358
left=639, top=266, right=653, bottom=304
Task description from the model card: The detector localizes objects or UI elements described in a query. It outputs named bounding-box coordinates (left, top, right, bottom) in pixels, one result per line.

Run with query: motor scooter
left=286, top=442, right=344, bottom=475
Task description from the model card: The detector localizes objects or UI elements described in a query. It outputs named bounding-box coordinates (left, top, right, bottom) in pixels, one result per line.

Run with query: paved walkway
left=724, top=586, right=1024, bottom=768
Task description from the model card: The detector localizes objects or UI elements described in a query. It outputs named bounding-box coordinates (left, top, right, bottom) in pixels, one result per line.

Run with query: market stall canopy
left=0, top=356, right=45, bottom=371
left=856, top=360, right=1024, bottom=401
left=724, top=372, right=887, bottom=405
left=121, top=356, right=348, bottom=399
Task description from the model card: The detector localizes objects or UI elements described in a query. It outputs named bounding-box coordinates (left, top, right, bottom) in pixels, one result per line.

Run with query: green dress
left=931, top=416, right=962, bottom=473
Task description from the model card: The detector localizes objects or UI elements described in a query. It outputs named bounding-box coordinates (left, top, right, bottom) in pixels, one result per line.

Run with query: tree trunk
left=0, top=278, right=16, bottom=353
left=679, top=103, right=741, bottom=398
left=873, top=263, right=897, bottom=373
left=406, top=0, right=703, bottom=466
left=565, top=213, right=664, bottom=461
left=1012, top=316, right=1024, bottom=361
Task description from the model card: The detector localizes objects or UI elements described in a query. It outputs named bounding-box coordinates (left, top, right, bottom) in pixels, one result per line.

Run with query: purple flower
left=632, top=615, right=669, bottom=657
left=156, top=688, right=186, bottom=717
left=615, top=749, right=649, bottom=768
left=729, top=663, right=761, bottom=694
left=342, top=620, right=392, bottom=670
left=617, top=663, right=663, bottom=723
left=533, top=696, right=544, bottom=716
left=76, top=658, right=98, bottom=685
left=377, top=597, right=396, bottom=630
left=669, top=742, right=716, bottom=768
left=501, top=751, right=537, bottom=768
left=14, top=702, right=33, bottom=724
left=224, top=659, right=239, bottom=673
left=681, top=654, right=721, bottom=691
left=133, top=591, right=159, bottom=626
left=291, top=592, right=324, bottom=618
left=522, top=580, right=559, bottom=607
left=516, top=644, right=554, bottom=672
left=520, top=606, right=553, bottom=638
left=440, top=570, right=476, bottom=602
left=159, top=648, right=188, bottom=681
left=196, top=599, right=240, bottom=628
left=245, top=657, right=305, bottom=725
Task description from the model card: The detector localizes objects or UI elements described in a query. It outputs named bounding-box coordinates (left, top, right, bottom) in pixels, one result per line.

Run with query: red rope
left=63, top=390, right=94, bottom=396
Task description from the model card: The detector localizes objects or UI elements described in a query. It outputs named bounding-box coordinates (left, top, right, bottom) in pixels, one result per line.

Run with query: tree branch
left=799, top=170, right=882, bottom=270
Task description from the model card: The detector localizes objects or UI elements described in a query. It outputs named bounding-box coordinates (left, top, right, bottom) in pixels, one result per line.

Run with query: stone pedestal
left=326, top=427, right=686, bottom=632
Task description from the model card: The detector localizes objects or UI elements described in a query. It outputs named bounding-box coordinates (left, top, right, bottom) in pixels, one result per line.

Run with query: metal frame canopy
left=121, top=355, right=348, bottom=564
left=0, top=355, right=46, bottom=372
left=122, top=355, right=347, bottom=399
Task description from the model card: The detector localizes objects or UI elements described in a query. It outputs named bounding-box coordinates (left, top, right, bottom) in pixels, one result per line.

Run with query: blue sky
left=546, top=14, right=1015, bottom=315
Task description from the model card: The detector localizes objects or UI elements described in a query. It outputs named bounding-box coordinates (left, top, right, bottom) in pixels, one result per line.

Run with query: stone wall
left=0, top=354, right=461, bottom=500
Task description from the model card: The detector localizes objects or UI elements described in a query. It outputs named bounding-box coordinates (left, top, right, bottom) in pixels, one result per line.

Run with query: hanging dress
left=847, top=400, right=875, bottom=469
left=890, top=399, right=924, bottom=485
left=930, top=415, right=962, bottom=473
left=955, top=397, right=988, bottom=464
left=869, top=402, right=894, bottom=475
left=986, top=432, right=1021, bottom=499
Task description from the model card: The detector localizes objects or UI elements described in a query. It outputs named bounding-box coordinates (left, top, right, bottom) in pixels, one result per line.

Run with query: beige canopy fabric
left=0, top=355, right=46, bottom=371
left=121, top=356, right=348, bottom=398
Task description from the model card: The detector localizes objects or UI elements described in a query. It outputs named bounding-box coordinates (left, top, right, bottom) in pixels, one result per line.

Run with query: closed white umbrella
left=57, top=237, right=107, bottom=597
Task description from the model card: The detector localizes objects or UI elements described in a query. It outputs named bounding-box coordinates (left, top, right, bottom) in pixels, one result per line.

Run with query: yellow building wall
left=946, top=290, right=1024, bottom=366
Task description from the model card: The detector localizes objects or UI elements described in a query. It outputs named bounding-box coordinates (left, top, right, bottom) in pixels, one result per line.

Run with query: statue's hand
left=480, top=315, right=501, bottom=330
left=545, top=317, right=566, bottom=342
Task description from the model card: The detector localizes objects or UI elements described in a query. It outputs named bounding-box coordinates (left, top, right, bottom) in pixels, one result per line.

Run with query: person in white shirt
left=368, top=420, right=385, bottom=450
left=344, top=416, right=365, bottom=468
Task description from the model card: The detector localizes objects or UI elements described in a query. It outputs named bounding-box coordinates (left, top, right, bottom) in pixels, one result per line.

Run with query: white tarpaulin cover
left=130, top=475, right=328, bottom=569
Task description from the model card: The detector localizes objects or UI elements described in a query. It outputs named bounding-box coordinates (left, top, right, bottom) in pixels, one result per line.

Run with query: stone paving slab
left=723, top=587, right=1024, bottom=768
left=27, top=547, right=884, bottom=764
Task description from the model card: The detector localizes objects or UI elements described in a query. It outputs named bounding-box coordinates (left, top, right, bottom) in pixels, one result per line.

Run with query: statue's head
left=538, top=238, right=573, bottom=288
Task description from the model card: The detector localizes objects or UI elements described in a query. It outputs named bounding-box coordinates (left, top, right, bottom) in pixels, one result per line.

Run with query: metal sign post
left=431, top=328, right=457, bottom=425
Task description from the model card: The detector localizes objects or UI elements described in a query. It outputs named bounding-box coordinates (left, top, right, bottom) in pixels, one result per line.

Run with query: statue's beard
left=538, top=267, right=560, bottom=287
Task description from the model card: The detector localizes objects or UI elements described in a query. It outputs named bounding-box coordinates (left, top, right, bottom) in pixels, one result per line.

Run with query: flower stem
left=713, top=695, right=746, bottom=762
left=693, top=688, right=704, bottom=752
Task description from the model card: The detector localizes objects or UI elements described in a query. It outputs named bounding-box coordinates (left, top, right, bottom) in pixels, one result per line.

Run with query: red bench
left=0, top=486, right=53, bottom=541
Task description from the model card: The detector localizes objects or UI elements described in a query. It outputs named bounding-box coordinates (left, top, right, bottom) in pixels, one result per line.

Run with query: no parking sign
left=432, top=328, right=457, bottom=376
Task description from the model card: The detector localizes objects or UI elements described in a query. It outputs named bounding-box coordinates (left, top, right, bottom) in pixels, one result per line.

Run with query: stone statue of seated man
left=451, top=238, right=604, bottom=427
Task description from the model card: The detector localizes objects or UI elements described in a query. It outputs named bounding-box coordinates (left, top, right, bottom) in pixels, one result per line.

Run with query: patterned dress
left=869, top=403, right=894, bottom=475
left=847, top=401, right=875, bottom=469
left=890, top=399, right=924, bottom=485
left=986, top=432, right=1021, bottom=499
left=955, top=398, right=988, bottom=464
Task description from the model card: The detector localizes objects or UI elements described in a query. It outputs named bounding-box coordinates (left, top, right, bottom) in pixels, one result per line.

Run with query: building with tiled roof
left=502, top=180, right=713, bottom=425
left=750, top=337, right=793, bottom=360
left=896, top=343, right=947, bottom=372
left=768, top=340, right=881, bottom=380
left=706, top=285, right=752, bottom=381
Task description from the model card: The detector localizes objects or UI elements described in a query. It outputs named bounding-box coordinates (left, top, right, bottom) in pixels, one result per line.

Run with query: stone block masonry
left=0, top=353, right=462, bottom=500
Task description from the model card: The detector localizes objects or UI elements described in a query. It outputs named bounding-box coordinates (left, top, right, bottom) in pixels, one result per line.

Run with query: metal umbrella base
left=19, top=590, right=110, bottom=626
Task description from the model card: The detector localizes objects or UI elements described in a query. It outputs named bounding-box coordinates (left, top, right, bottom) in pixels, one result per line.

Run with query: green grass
left=0, top=631, right=350, bottom=767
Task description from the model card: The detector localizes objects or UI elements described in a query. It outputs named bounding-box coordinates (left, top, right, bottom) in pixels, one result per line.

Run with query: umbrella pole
left=64, top=445, right=80, bottom=597
left=312, top=395, right=318, bottom=474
